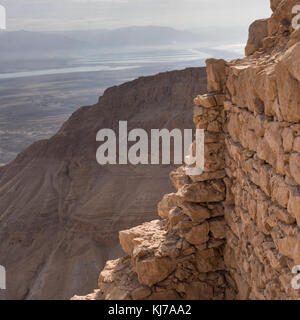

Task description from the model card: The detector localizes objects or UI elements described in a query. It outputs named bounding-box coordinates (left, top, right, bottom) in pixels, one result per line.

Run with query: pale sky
left=1, top=0, right=272, bottom=31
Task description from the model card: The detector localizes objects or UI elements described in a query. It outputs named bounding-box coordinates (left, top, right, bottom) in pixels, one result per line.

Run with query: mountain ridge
left=0, top=67, right=207, bottom=300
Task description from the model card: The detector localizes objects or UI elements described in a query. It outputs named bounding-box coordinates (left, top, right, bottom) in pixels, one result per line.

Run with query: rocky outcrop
left=74, top=0, right=300, bottom=300
left=0, top=68, right=207, bottom=300
left=245, top=19, right=269, bottom=56
left=74, top=80, right=236, bottom=301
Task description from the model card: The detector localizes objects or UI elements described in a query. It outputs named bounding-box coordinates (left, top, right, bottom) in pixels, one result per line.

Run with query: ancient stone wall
left=73, top=0, right=300, bottom=300
left=221, top=5, right=300, bottom=300
left=74, top=89, right=237, bottom=300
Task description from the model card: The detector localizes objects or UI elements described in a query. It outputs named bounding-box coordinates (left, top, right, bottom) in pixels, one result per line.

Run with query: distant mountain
left=0, top=27, right=201, bottom=60
left=0, top=26, right=246, bottom=63
left=0, top=30, right=85, bottom=56
left=60, top=26, right=201, bottom=47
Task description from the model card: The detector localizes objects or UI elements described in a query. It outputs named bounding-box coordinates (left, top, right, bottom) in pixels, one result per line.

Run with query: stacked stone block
left=93, top=90, right=236, bottom=300
left=221, top=45, right=300, bottom=299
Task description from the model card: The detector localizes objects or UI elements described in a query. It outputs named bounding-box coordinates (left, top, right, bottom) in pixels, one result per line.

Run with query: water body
left=0, top=44, right=244, bottom=80
left=0, top=65, right=140, bottom=80
left=0, top=48, right=212, bottom=80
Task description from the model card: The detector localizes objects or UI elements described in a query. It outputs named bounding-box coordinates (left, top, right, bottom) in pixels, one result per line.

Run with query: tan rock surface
left=245, top=19, right=269, bottom=56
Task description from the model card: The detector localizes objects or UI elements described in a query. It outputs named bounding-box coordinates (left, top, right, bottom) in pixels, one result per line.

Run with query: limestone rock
left=185, top=282, right=214, bottom=300
left=206, top=59, right=228, bottom=93
left=196, top=248, right=225, bottom=273
left=194, top=93, right=217, bottom=108
left=168, top=207, right=186, bottom=229
left=288, top=188, right=300, bottom=227
left=293, top=137, right=300, bottom=153
left=71, top=290, right=103, bottom=300
left=177, top=181, right=225, bottom=203
left=169, top=167, right=190, bottom=190
left=277, top=236, right=300, bottom=265
left=209, top=219, right=226, bottom=239
left=268, top=0, right=300, bottom=37
left=158, top=193, right=181, bottom=219
left=290, top=153, right=300, bottom=185
left=184, top=222, right=209, bottom=245
left=280, top=43, right=300, bottom=82
left=245, top=19, right=269, bottom=56
left=179, top=201, right=210, bottom=223
left=98, top=257, right=140, bottom=300
left=135, top=257, right=177, bottom=287
left=282, top=128, right=294, bottom=153
left=270, top=0, right=281, bottom=12
left=276, top=44, right=300, bottom=122
left=189, top=170, right=226, bottom=183
left=131, top=286, right=152, bottom=300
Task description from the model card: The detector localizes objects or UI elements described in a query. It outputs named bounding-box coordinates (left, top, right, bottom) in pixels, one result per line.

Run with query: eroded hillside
left=0, top=68, right=207, bottom=300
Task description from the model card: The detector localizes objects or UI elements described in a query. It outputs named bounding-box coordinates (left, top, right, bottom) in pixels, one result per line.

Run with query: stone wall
left=94, top=89, right=237, bottom=300
left=73, top=0, right=300, bottom=300
left=74, top=89, right=237, bottom=300
left=221, top=0, right=300, bottom=299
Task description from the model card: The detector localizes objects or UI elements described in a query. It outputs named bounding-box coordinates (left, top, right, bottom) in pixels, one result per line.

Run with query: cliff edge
left=73, top=0, right=300, bottom=300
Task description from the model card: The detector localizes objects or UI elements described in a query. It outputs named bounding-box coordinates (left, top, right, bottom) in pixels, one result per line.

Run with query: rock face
left=245, top=19, right=269, bottom=56
left=74, top=0, right=300, bottom=300
left=77, top=86, right=235, bottom=301
left=0, top=68, right=207, bottom=300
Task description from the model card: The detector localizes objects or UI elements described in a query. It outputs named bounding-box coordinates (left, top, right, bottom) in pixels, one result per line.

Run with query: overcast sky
left=1, top=0, right=272, bottom=31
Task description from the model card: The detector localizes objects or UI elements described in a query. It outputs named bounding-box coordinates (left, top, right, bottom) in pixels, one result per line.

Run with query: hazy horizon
left=0, top=24, right=254, bottom=34
left=1, top=0, right=272, bottom=32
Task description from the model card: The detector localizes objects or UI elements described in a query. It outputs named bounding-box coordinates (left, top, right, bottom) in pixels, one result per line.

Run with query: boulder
left=245, top=19, right=269, bottom=56
left=135, top=257, right=177, bottom=287
left=287, top=188, right=300, bottom=226
left=184, top=222, right=210, bottom=245
left=209, top=219, right=226, bottom=239
left=290, top=153, right=300, bottom=184
left=177, top=181, right=225, bottom=203
left=206, top=58, right=228, bottom=93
